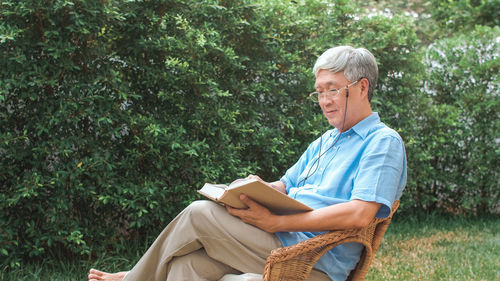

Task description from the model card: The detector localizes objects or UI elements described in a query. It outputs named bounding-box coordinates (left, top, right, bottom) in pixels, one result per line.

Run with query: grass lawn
left=1, top=214, right=498, bottom=281
left=367, top=214, right=499, bottom=281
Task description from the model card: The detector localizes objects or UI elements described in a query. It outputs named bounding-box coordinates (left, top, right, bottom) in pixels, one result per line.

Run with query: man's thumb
left=239, top=194, right=255, bottom=207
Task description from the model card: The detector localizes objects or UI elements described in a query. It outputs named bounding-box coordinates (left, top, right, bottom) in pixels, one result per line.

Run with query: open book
left=197, top=178, right=312, bottom=215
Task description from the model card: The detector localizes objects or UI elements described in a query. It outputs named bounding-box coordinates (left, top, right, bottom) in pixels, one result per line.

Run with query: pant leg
left=308, top=269, right=332, bottom=281
left=166, top=248, right=240, bottom=281
left=220, top=271, right=331, bottom=281
left=123, top=200, right=282, bottom=281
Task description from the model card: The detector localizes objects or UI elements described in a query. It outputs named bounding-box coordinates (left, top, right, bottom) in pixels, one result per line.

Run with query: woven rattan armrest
left=262, top=201, right=399, bottom=281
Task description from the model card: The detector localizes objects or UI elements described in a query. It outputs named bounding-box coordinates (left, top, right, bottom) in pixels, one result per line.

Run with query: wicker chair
left=262, top=200, right=400, bottom=281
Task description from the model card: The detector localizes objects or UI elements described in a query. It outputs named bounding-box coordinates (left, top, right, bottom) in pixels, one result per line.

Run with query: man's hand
left=226, top=194, right=281, bottom=233
left=231, top=174, right=287, bottom=194
left=230, top=174, right=264, bottom=186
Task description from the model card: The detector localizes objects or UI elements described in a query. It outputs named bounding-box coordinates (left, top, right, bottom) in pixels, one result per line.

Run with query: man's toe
left=89, top=269, right=103, bottom=275
left=88, top=270, right=103, bottom=280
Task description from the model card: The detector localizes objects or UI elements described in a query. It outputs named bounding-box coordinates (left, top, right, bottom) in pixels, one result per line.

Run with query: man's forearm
left=270, top=199, right=381, bottom=232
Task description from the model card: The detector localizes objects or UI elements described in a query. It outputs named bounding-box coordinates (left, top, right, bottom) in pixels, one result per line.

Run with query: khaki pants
left=123, top=200, right=331, bottom=281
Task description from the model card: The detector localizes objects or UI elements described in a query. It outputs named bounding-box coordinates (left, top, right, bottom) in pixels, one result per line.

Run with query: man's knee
left=184, top=200, right=226, bottom=225
left=187, top=200, right=222, bottom=215
left=188, top=199, right=216, bottom=210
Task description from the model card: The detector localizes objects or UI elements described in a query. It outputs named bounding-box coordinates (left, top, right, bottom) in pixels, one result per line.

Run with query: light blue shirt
left=276, top=112, right=407, bottom=281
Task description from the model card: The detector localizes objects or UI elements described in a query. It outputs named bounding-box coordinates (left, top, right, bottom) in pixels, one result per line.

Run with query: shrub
left=430, top=0, right=500, bottom=33
left=0, top=0, right=293, bottom=267
left=413, top=25, right=500, bottom=214
left=4, top=0, right=487, bottom=268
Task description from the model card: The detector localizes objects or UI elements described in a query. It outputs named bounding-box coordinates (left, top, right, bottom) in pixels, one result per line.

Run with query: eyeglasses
left=308, top=80, right=360, bottom=103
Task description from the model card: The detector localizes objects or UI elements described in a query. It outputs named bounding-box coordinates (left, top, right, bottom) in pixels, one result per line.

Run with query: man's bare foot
left=88, top=269, right=129, bottom=281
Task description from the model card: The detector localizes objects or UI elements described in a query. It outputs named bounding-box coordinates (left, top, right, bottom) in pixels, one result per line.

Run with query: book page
left=198, top=183, right=227, bottom=200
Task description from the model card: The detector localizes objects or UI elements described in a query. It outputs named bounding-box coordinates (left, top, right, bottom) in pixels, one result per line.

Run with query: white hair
left=313, top=46, right=379, bottom=100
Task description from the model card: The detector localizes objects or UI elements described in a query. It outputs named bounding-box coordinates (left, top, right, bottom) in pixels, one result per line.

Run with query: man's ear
left=360, top=78, right=370, bottom=99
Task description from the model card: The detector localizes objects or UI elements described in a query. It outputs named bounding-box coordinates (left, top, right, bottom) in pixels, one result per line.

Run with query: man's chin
left=327, top=119, right=341, bottom=129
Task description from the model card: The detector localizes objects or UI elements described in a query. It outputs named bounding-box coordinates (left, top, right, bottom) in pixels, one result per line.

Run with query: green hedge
left=430, top=0, right=500, bottom=34
left=0, top=0, right=497, bottom=267
left=412, top=25, right=499, bottom=214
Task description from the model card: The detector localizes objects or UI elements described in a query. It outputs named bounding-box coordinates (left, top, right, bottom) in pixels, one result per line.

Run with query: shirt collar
left=329, top=112, right=380, bottom=140
left=351, top=112, right=380, bottom=139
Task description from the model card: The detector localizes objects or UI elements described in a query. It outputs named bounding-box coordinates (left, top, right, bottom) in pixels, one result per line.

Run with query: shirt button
left=348, top=135, right=351, bottom=139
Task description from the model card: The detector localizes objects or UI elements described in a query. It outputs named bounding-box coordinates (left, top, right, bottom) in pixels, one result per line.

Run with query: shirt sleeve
left=350, top=133, right=406, bottom=218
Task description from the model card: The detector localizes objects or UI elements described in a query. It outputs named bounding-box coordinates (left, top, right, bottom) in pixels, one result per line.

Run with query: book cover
left=198, top=178, right=312, bottom=215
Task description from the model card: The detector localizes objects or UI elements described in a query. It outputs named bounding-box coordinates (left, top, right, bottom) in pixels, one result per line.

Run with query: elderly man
left=89, top=45, right=407, bottom=281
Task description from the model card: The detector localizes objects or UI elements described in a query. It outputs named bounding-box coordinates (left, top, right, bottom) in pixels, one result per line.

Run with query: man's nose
left=320, top=96, right=334, bottom=106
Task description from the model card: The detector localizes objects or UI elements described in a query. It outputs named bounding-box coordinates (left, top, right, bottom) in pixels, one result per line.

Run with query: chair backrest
left=346, top=200, right=400, bottom=281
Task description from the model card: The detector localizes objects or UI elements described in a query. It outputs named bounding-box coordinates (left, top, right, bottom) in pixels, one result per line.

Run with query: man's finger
left=239, top=194, right=260, bottom=209
left=226, top=205, right=239, bottom=217
left=246, top=174, right=262, bottom=181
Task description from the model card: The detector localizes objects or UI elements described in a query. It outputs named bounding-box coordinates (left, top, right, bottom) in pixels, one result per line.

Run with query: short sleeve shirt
left=276, top=112, right=407, bottom=281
